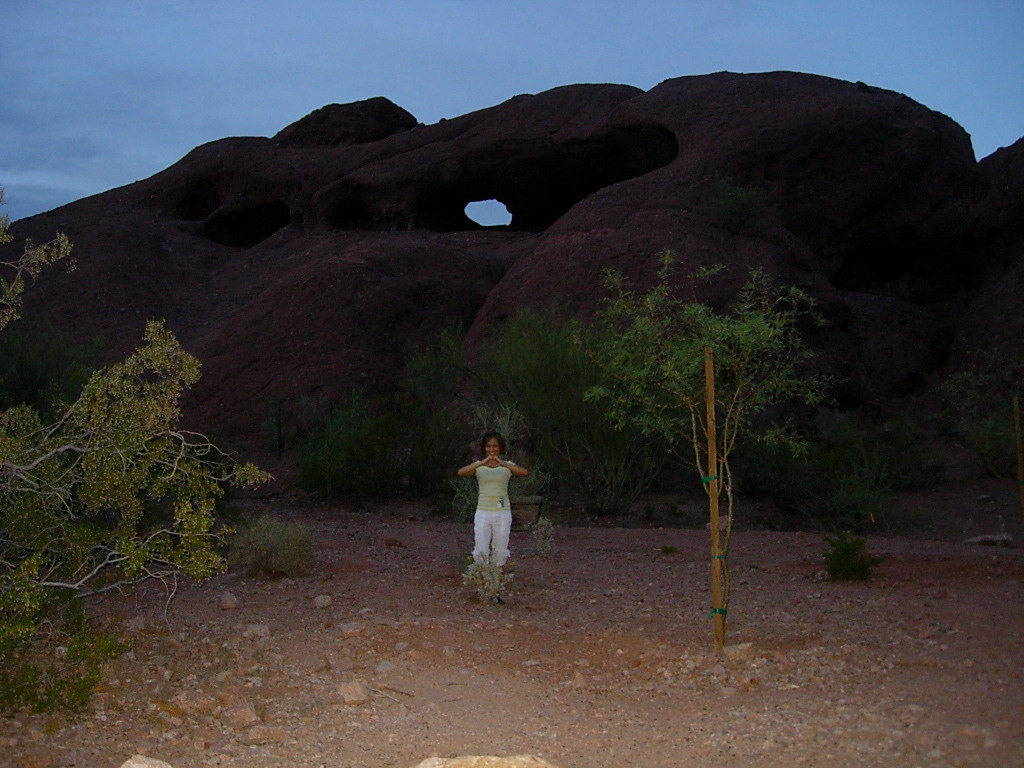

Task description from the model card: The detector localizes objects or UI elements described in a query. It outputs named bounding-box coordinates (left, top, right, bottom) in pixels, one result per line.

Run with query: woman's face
left=484, top=438, right=502, bottom=458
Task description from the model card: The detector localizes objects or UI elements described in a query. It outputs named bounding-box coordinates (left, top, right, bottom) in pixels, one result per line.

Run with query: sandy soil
left=2, top=479, right=1022, bottom=768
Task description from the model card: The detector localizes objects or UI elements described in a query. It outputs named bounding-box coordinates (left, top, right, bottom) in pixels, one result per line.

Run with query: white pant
left=473, top=509, right=512, bottom=566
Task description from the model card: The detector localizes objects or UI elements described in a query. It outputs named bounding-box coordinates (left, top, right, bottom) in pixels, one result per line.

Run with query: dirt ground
left=2, top=478, right=1023, bottom=768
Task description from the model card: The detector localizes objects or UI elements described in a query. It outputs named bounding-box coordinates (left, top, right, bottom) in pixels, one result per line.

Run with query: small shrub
left=226, top=515, right=314, bottom=578
left=259, top=395, right=328, bottom=456
left=816, top=414, right=930, bottom=532
left=448, top=475, right=478, bottom=522
left=661, top=544, right=679, bottom=555
left=462, top=559, right=513, bottom=603
left=398, top=323, right=474, bottom=495
left=530, top=517, right=556, bottom=556
left=823, top=531, right=884, bottom=581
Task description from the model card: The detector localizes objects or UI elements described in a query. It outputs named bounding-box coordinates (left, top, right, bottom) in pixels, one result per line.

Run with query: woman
left=457, top=431, right=529, bottom=567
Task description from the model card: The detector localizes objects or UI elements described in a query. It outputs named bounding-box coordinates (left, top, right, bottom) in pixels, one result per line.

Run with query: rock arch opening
left=317, top=123, right=679, bottom=232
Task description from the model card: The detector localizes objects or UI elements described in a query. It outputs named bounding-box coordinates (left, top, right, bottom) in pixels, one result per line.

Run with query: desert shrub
left=297, top=391, right=403, bottom=500
left=706, top=175, right=769, bottom=234
left=0, top=326, right=265, bottom=715
left=941, top=349, right=1023, bottom=478
left=733, top=437, right=816, bottom=522
left=475, top=309, right=665, bottom=515
left=294, top=325, right=472, bottom=500
left=466, top=403, right=553, bottom=495
left=225, top=515, right=314, bottom=578
left=823, top=531, right=885, bottom=581
left=462, top=559, right=513, bottom=602
left=530, top=517, right=556, bottom=556
left=815, top=414, right=931, bottom=531
left=447, top=403, right=553, bottom=521
left=448, top=474, right=478, bottom=522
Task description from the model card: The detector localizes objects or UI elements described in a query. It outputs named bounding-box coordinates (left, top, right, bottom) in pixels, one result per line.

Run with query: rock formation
left=4, top=71, right=1021, bottom=460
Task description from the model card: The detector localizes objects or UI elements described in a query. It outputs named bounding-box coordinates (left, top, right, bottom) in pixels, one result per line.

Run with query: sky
left=3, top=0, right=1023, bottom=223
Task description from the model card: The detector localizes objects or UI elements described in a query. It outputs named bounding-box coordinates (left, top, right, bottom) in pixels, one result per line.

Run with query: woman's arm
left=502, top=460, right=529, bottom=477
left=456, top=460, right=484, bottom=477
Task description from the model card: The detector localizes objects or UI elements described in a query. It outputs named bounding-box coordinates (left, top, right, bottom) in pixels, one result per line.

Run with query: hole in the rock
left=202, top=201, right=291, bottom=248
left=317, top=123, right=679, bottom=233
left=464, top=199, right=512, bottom=227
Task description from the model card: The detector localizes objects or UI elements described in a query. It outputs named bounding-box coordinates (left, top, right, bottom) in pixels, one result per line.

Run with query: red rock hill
left=5, top=72, right=1022, bottom=462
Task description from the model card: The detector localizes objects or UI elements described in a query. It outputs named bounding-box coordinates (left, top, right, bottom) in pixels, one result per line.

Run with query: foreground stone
left=414, top=757, right=564, bottom=768
left=119, top=757, right=173, bottom=768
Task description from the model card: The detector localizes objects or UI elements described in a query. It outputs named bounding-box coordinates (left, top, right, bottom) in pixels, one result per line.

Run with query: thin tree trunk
left=705, top=346, right=726, bottom=653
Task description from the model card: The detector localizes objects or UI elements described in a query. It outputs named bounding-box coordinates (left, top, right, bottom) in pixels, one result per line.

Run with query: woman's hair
left=479, top=431, right=506, bottom=454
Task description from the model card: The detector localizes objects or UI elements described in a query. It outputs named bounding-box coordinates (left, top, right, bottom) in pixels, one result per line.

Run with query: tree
left=0, top=196, right=268, bottom=712
left=588, top=251, right=827, bottom=651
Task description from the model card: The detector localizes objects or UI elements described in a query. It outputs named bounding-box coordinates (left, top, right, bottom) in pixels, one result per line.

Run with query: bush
left=298, top=391, right=403, bottom=500
left=476, top=309, right=666, bottom=515
left=1, top=203, right=266, bottom=715
left=296, top=324, right=472, bottom=500
left=448, top=474, right=478, bottom=522
left=462, top=559, right=513, bottom=602
left=941, top=349, right=1023, bottom=478
left=259, top=395, right=328, bottom=457
left=735, top=412, right=931, bottom=532
left=225, top=515, right=314, bottom=578
left=530, top=517, right=556, bottom=556
left=397, top=323, right=474, bottom=495
left=823, top=531, right=884, bottom=581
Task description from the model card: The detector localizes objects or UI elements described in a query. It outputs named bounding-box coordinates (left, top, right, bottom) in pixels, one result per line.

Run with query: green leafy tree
left=1, top=199, right=267, bottom=712
left=588, top=251, right=827, bottom=651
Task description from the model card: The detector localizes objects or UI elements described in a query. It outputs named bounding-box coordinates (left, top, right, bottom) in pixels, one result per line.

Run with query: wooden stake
left=705, top=346, right=725, bottom=654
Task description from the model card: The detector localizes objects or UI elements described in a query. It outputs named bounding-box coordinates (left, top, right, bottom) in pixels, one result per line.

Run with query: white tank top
left=475, top=464, right=514, bottom=511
